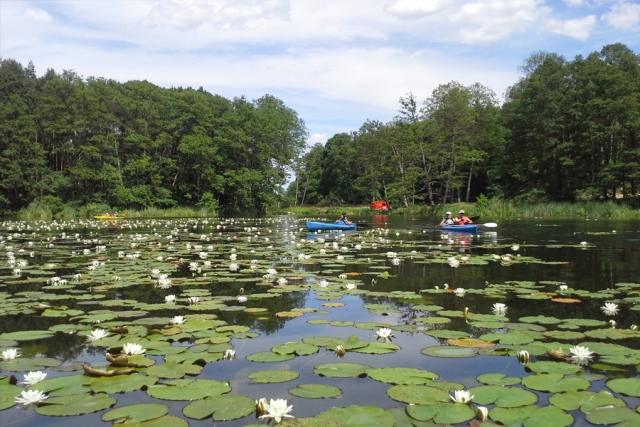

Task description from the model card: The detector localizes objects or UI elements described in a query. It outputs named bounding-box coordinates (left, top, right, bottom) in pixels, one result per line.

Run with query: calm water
left=1, top=216, right=639, bottom=427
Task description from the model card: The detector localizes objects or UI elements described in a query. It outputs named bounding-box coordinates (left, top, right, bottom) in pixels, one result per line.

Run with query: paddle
left=478, top=222, right=498, bottom=228
left=470, top=215, right=480, bottom=221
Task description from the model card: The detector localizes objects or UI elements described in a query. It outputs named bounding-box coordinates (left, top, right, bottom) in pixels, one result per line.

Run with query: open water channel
left=0, top=215, right=639, bottom=427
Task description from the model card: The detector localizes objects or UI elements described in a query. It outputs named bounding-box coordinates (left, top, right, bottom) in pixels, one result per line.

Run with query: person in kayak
left=440, top=211, right=454, bottom=225
left=454, top=210, right=473, bottom=225
left=337, top=212, right=352, bottom=225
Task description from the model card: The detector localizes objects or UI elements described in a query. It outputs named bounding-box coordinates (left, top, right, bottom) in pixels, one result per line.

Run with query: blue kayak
left=441, top=224, right=478, bottom=233
left=306, top=221, right=357, bottom=232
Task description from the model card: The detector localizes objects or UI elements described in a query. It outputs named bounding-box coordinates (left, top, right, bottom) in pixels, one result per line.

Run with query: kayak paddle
left=479, top=222, right=498, bottom=228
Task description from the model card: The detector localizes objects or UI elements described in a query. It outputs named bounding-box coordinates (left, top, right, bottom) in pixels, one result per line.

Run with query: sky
left=1, top=0, right=639, bottom=147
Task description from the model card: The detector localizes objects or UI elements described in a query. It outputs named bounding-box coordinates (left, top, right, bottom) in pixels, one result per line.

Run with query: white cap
left=445, top=211, right=451, bottom=215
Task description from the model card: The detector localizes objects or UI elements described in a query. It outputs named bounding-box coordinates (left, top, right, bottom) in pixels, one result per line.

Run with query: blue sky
left=2, top=0, right=638, bottom=146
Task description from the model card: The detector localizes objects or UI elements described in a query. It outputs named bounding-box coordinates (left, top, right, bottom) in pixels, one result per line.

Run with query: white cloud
left=601, top=1, right=640, bottom=29
left=383, top=0, right=448, bottom=19
left=307, top=133, right=328, bottom=145
left=24, top=7, right=52, bottom=22
left=564, top=0, right=586, bottom=6
left=548, top=15, right=597, bottom=40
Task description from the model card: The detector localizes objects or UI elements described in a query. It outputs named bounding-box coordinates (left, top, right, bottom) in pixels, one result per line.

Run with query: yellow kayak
left=93, top=215, right=126, bottom=220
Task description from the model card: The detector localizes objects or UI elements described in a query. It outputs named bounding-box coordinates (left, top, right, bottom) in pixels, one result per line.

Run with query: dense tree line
left=288, top=43, right=640, bottom=207
left=0, top=59, right=307, bottom=214
left=2, top=43, right=638, bottom=215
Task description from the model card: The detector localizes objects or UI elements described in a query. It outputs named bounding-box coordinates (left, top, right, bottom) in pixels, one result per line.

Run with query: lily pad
left=183, top=394, right=255, bottom=421
left=248, top=370, right=300, bottom=383
left=469, top=385, right=538, bottom=407
left=490, top=404, right=573, bottom=427
left=549, top=390, right=626, bottom=413
left=522, top=373, right=590, bottom=393
left=314, top=405, right=395, bottom=427
left=421, top=346, right=477, bottom=358
left=36, top=393, right=116, bottom=416
left=102, top=403, right=169, bottom=423
left=387, top=385, right=450, bottom=404
left=0, top=330, right=55, bottom=341
left=146, top=379, right=231, bottom=400
left=368, top=367, right=439, bottom=385
left=272, top=342, right=319, bottom=356
left=313, top=363, right=371, bottom=378
left=289, top=383, right=342, bottom=399
left=406, top=403, right=475, bottom=424
left=145, top=360, right=202, bottom=379
left=585, top=405, right=640, bottom=425
left=607, top=378, right=640, bottom=397
left=91, top=373, right=158, bottom=394
left=246, top=351, right=295, bottom=363
left=476, top=373, right=521, bottom=386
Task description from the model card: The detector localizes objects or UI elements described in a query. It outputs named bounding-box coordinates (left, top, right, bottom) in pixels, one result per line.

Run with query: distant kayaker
left=440, top=211, right=454, bottom=225
left=454, top=210, right=473, bottom=225
left=338, top=212, right=352, bottom=225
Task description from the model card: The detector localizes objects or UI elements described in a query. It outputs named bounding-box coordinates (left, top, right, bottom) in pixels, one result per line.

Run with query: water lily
left=580, top=241, right=588, bottom=246
left=122, top=342, right=145, bottom=355
left=229, top=263, right=239, bottom=271
left=454, top=288, right=466, bottom=297
left=15, top=390, right=48, bottom=406
left=277, top=277, right=288, bottom=286
left=338, top=274, right=347, bottom=279
left=237, top=295, right=248, bottom=303
left=375, top=328, right=395, bottom=339
left=391, top=258, right=400, bottom=265
left=223, top=349, right=235, bottom=360
left=601, top=302, right=619, bottom=316
left=630, top=324, right=637, bottom=330
left=1, top=348, right=20, bottom=360
left=609, top=319, right=616, bottom=328
left=475, top=406, right=489, bottom=421
left=259, top=398, right=294, bottom=424
left=318, top=279, right=329, bottom=288
left=334, top=345, right=346, bottom=357
left=170, top=316, right=185, bottom=324
left=570, top=345, right=594, bottom=366
left=229, top=253, right=237, bottom=260
left=345, top=283, right=357, bottom=290
left=450, top=390, right=474, bottom=404
left=448, top=257, right=460, bottom=268
left=255, top=397, right=268, bottom=414
left=492, top=303, right=507, bottom=316
left=559, top=285, right=568, bottom=291
left=165, top=295, right=177, bottom=304
left=188, top=296, right=199, bottom=305
left=511, top=244, right=520, bottom=251
left=86, top=329, right=109, bottom=342
left=21, top=371, right=47, bottom=386
left=336, top=255, right=344, bottom=261
left=516, top=350, right=530, bottom=364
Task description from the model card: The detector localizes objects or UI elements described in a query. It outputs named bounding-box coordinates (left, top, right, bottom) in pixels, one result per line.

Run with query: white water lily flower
left=492, top=303, right=507, bottom=316
left=570, top=345, right=594, bottom=366
left=21, top=371, right=47, bottom=386
left=267, top=268, right=278, bottom=276
left=256, top=397, right=268, bottom=414
left=454, top=288, right=466, bottom=297
left=86, top=329, right=109, bottom=342
left=165, top=295, right=177, bottom=304
left=122, top=342, right=145, bottom=355
left=336, top=255, right=344, bottom=261
left=448, top=257, right=460, bottom=268
left=170, top=316, right=185, bottom=325
left=277, top=277, right=288, bottom=286
left=319, top=249, right=326, bottom=254
left=259, top=398, right=294, bottom=424
left=237, top=295, right=248, bottom=303
left=559, top=285, right=568, bottom=291
left=580, top=241, right=588, bottom=246
left=631, top=325, right=638, bottom=330
left=1, top=348, right=20, bottom=360
left=318, top=280, right=329, bottom=288
left=450, top=390, right=474, bottom=404
left=476, top=406, right=489, bottom=421
left=229, top=263, right=239, bottom=271
left=511, top=244, right=520, bottom=251
left=15, top=390, right=48, bottom=406
left=229, top=253, right=237, bottom=260
left=601, top=302, right=619, bottom=316
left=443, top=283, right=449, bottom=289
left=345, top=283, right=357, bottom=290
left=188, top=296, right=199, bottom=305
left=338, top=274, right=347, bottom=280
left=223, top=349, right=235, bottom=360
left=391, top=258, right=400, bottom=265
left=335, top=345, right=346, bottom=357
left=609, top=319, right=616, bottom=328
left=375, top=328, right=395, bottom=339
left=516, top=350, right=530, bottom=364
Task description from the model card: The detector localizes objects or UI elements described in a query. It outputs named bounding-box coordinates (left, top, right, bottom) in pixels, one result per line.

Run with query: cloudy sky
left=2, top=0, right=638, bottom=145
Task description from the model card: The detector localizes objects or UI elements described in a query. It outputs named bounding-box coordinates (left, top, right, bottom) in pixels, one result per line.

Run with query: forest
left=1, top=43, right=639, bottom=215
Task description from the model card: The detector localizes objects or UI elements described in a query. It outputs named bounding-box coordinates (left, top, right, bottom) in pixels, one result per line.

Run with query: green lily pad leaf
left=246, top=351, right=295, bottom=363
left=272, top=342, right=319, bottom=356
left=183, top=394, right=255, bottom=421
left=490, top=404, right=573, bottom=427
left=607, top=378, right=640, bottom=397
left=476, top=373, right=521, bottom=386
left=0, top=380, right=22, bottom=410
left=585, top=405, right=640, bottom=425
left=526, top=361, right=583, bottom=375
left=543, top=330, right=586, bottom=340
left=387, top=385, right=450, bottom=404
left=421, top=346, right=477, bottom=358
left=479, top=331, right=534, bottom=345
left=522, top=373, right=590, bottom=393
left=412, top=304, right=444, bottom=311
left=329, top=320, right=354, bottom=327
left=406, top=402, right=475, bottom=424
left=0, top=357, right=61, bottom=372
left=353, top=322, right=393, bottom=330
left=385, top=407, right=442, bottom=427
left=0, top=330, right=55, bottom=341
left=91, top=373, right=158, bottom=394
left=313, top=363, right=371, bottom=378
left=36, top=393, right=116, bottom=416
left=289, top=383, right=342, bottom=399
left=350, top=342, right=400, bottom=354
left=145, top=360, right=203, bottom=379
left=314, top=405, right=395, bottom=427
left=424, top=330, right=470, bottom=339
left=102, top=403, right=169, bottom=423
left=585, top=328, right=640, bottom=340
left=549, top=390, right=626, bottom=413
left=146, top=379, right=231, bottom=400
left=248, top=370, right=299, bottom=383
left=469, top=385, right=538, bottom=408
left=118, top=415, right=188, bottom=427
left=31, top=374, right=93, bottom=396
left=518, top=315, right=562, bottom=325
left=368, top=367, right=439, bottom=385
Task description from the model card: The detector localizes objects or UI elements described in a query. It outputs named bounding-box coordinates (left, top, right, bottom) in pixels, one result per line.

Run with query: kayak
left=94, top=216, right=126, bottom=220
left=441, top=224, right=478, bottom=233
left=306, top=221, right=357, bottom=232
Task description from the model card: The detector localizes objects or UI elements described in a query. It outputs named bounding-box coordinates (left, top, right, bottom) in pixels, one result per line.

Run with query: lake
left=1, top=215, right=639, bottom=427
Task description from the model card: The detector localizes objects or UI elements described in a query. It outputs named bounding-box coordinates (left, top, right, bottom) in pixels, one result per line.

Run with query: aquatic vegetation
left=86, top=329, right=109, bottom=342
left=122, top=343, right=145, bottom=355
left=15, top=390, right=48, bottom=405
left=601, top=302, right=619, bottom=316
left=20, top=371, right=47, bottom=386
left=1, top=348, right=20, bottom=359
left=570, top=345, right=594, bottom=366
left=259, top=398, right=294, bottom=423
left=492, top=303, right=507, bottom=316
left=450, top=389, right=474, bottom=403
